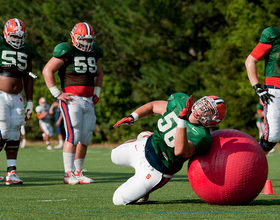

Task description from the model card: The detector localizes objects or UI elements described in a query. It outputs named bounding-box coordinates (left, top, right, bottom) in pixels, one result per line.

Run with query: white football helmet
left=192, top=96, right=226, bottom=127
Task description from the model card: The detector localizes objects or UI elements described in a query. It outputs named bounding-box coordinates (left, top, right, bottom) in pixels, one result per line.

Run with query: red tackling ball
left=188, top=129, right=268, bottom=205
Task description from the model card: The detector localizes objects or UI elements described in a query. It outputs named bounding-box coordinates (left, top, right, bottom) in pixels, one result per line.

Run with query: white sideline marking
left=37, top=199, right=67, bottom=202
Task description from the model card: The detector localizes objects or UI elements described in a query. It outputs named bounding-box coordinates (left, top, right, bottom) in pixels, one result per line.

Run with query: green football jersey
left=53, top=42, right=103, bottom=88
left=0, top=37, right=36, bottom=71
left=151, top=92, right=211, bottom=170
left=259, top=27, right=280, bottom=77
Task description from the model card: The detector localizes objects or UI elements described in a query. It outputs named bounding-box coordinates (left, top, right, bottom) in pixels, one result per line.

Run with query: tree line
left=0, top=0, right=279, bottom=143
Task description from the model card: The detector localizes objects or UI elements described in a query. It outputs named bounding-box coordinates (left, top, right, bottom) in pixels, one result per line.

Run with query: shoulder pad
left=53, top=42, right=74, bottom=58
left=93, top=44, right=104, bottom=58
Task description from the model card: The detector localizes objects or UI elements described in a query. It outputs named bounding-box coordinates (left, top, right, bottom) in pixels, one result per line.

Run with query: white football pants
left=264, top=88, right=280, bottom=143
left=111, top=137, right=171, bottom=205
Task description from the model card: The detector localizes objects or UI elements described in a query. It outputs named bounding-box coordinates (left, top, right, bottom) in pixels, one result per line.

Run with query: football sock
left=63, top=152, right=75, bottom=172
left=74, top=158, right=85, bottom=171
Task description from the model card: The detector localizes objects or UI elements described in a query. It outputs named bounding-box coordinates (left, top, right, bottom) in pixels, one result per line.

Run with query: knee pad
left=80, top=132, right=93, bottom=146
left=5, top=140, right=20, bottom=152
left=260, top=136, right=277, bottom=153
left=113, top=191, right=130, bottom=205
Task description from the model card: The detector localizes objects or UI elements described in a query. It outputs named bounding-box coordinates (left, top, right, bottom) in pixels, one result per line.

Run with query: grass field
left=0, top=142, right=280, bottom=220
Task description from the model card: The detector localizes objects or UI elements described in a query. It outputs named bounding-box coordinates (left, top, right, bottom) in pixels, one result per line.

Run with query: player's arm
left=42, top=57, right=73, bottom=102
left=245, top=42, right=274, bottom=104
left=113, top=101, right=167, bottom=127
left=22, top=60, right=34, bottom=101
left=174, top=127, right=196, bottom=157
left=22, top=60, right=34, bottom=121
left=245, top=55, right=260, bottom=86
left=92, top=60, right=103, bottom=105
left=174, top=95, right=196, bottom=157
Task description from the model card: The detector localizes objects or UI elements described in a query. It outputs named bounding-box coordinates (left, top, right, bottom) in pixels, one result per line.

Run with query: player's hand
left=113, top=115, right=135, bottom=127
left=25, top=101, right=33, bottom=121
left=178, top=95, right=193, bottom=120
left=92, top=95, right=99, bottom=105
left=253, top=84, right=275, bottom=104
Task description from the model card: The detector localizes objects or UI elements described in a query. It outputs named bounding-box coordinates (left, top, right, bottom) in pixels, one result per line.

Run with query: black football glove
left=253, top=83, right=275, bottom=104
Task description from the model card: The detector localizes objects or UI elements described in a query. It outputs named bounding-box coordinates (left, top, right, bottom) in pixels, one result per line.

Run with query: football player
left=0, top=18, right=36, bottom=185
left=112, top=92, right=227, bottom=205
left=245, top=26, right=280, bottom=154
left=35, top=97, right=53, bottom=150
left=42, top=22, right=104, bottom=185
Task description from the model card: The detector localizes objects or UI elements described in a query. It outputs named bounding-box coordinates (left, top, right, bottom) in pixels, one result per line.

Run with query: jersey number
left=157, top=111, right=179, bottom=148
left=74, top=56, right=97, bottom=73
left=2, top=51, right=28, bottom=70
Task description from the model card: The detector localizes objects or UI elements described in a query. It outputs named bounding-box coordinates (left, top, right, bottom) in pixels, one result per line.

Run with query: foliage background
left=0, top=0, right=279, bottom=143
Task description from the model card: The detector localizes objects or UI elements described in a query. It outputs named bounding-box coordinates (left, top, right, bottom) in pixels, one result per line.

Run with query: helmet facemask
left=192, top=96, right=223, bottom=127
left=4, top=19, right=26, bottom=49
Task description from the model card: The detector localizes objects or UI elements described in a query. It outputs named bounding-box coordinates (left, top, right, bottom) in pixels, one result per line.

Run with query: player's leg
left=39, top=122, right=53, bottom=150
left=60, top=97, right=82, bottom=185
left=20, top=124, right=26, bottom=148
left=74, top=97, right=96, bottom=183
left=261, top=89, right=280, bottom=154
left=5, top=95, right=25, bottom=185
left=112, top=155, right=170, bottom=205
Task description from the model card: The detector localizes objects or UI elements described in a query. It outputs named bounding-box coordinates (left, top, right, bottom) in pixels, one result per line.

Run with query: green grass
left=0, top=143, right=280, bottom=219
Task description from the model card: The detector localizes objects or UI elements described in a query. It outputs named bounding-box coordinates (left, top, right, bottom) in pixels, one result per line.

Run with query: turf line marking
left=0, top=210, right=280, bottom=215
left=37, top=199, right=67, bottom=202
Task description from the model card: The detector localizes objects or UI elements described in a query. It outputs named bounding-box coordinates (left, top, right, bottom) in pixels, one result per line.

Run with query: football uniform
left=53, top=42, right=103, bottom=145
left=35, top=104, right=53, bottom=137
left=258, top=27, right=280, bottom=143
left=0, top=37, right=35, bottom=141
left=111, top=92, right=211, bottom=205
left=256, top=103, right=265, bottom=140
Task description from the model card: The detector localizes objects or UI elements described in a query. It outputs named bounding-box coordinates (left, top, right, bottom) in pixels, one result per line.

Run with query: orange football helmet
left=4, top=18, right=27, bottom=49
left=192, top=96, right=227, bottom=127
left=70, top=22, right=96, bottom=52
left=39, top=97, right=46, bottom=104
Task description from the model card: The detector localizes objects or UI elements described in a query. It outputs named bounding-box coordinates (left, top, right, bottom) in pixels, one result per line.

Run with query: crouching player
left=112, top=92, right=226, bottom=205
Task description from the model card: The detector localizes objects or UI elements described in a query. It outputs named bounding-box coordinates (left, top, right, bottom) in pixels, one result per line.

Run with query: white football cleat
left=54, top=145, right=63, bottom=149
left=5, top=170, right=23, bottom=185
left=0, top=176, right=4, bottom=182
left=64, top=170, right=80, bottom=185
left=75, top=169, right=95, bottom=184
left=137, top=131, right=154, bottom=139
left=46, top=145, right=52, bottom=150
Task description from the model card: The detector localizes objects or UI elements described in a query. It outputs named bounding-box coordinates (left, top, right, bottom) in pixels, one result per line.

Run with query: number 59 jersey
left=151, top=92, right=211, bottom=171
left=53, top=42, right=103, bottom=94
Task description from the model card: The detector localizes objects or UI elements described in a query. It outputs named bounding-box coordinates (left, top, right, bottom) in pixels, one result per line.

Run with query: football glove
left=253, top=84, right=275, bottom=104
left=178, top=95, right=193, bottom=120
left=25, top=101, right=33, bottom=121
left=113, top=115, right=135, bottom=127
left=92, top=95, right=99, bottom=105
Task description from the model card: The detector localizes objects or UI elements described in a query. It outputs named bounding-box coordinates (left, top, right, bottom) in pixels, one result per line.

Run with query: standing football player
left=112, top=92, right=227, bottom=205
left=35, top=97, right=53, bottom=150
left=245, top=26, right=280, bottom=154
left=0, top=18, right=35, bottom=185
left=42, top=22, right=103, bottom=185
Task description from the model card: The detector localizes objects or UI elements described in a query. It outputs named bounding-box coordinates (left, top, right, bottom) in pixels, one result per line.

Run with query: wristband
left=131, top=112, right=139, bottom=121
left=177, top=118, right=187, bottom=128
left=94, top=86, right=101, bottom=98
left=49, top=85, right=62, bottom=98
